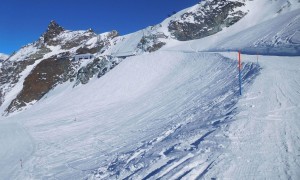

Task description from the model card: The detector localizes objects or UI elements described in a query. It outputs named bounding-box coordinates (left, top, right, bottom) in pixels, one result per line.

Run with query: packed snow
left=201, top=53, right=300, bottom=179
left=0, top=51, right=260, bottom=179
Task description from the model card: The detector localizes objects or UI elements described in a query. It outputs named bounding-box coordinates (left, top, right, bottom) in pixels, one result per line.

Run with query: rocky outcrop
left=137, top=32, right=168, bottom=52
left=0, top=59, right=37, bottom=106
left=5, top=53, right=74, bottom=113
left=43, top=20, right=65, bottom=44
left=0, top=20, right=122, bottom=114
left=75, top=56, right=120, bottom=85
left=76, top=30, right=119, bottom=54
left=3, top=54, right=121, bottom=113
left=168, top=0, right=247, bottom=41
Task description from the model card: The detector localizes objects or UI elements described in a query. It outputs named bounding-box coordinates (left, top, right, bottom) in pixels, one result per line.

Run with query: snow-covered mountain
left=0, top=0, right=300, bottom=179
left=0, top=53, right=8, bottom=61
left=167, top=1, right=300, bottom=56
left=1, top=0, right=299, bottom=116
left=0, top=20, right=122, bottom=114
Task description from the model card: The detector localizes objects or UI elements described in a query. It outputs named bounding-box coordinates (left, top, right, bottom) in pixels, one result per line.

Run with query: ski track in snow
left=0, top=50, right=299, bottom=179
left=0, top=51, right=259, bottom=179
left=204, top=53, right=300, bottom=179
left=86, top=52, right=260, bottom=180
left=0, top=121, right=34, bottom=179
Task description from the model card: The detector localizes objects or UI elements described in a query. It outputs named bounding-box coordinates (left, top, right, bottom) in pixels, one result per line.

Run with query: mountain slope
left=201, top=53, right=300, bottom=179
left=167, top=8, right=300, bottom=56
left=0, top=21, right=120, bottom=114
left=1, top=0, right=300, bottom=115
left=0, top=53, right=8, bottom=61
left=1, top=51, right=260, bottom=179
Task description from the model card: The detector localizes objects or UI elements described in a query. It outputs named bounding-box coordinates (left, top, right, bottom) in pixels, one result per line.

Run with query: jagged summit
left=43, top=20, right=65, bottom=43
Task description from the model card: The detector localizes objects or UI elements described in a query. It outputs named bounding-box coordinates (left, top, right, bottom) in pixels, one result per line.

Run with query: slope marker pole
left=238, top=51, right=242, bottom=96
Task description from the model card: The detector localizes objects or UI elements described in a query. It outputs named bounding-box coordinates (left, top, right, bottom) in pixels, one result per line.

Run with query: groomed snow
left=202, top=52, right=300, bottom=179
left=0, top=51, right=260, bottom=179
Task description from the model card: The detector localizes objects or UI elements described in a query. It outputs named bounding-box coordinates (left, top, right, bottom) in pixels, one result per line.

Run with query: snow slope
left=202, top=53, right=300, bottom=179
left=212, top=9, right=300, bottom=55
left=0, top=53, right=9, bottom=61
left=0, top=121, right=33, bottom=180
left=0, top=51, right=259, bottom=179
left=164, top=5, right=300, bottom=56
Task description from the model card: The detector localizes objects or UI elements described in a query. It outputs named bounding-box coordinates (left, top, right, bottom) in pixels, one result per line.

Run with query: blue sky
left=0, top=0, right=199, bottom=54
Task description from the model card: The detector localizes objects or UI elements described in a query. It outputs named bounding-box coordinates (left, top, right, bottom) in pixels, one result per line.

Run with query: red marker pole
left=238, top=51, right=242, bottom=95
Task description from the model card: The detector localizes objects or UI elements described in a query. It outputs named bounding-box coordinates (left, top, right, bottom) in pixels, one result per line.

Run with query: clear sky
left=0, top=0, right=199, bottom=54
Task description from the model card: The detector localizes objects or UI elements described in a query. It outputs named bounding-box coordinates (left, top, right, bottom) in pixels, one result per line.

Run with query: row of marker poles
left=238, top=51, right=242, bottom=96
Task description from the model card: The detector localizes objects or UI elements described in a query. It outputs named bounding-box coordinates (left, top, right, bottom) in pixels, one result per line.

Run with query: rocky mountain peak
left=43, top=20, right=65, bottom=43
left=168, top=0, right=247, bottom=41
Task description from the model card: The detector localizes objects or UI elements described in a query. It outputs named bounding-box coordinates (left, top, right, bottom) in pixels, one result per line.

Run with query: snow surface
left=8, top=44, right=38, bottom=62
left=0, top=53, right=9, bottom=61
left=201, top=52, right=300, bottom=179
left=0, top=51, right=260, bottom=179
left=104, top=30, right=144, bottom=57
left=1, top=50, right=299, bottom=179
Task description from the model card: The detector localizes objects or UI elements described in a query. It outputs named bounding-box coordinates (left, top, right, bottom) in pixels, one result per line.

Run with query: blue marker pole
left=238, top=51, right=242, bottom=95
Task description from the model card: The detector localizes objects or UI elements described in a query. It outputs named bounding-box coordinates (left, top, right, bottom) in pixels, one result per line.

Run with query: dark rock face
left=147, top=42, right=166, bottom=52
left=5, top=54, right=74, bottom=114
left=1, top=20, right=120, bottom=114
left=0, top=59, right=37, bottom=106
left=169, top=0, right=247, bottom=41
left=137, top=32, right=168, bottom=52
left=43, top=20, right=65, bottom=43
left=76, top=30, right=119, bottom=54
left=3, top=54, right=120, bottom=113
left=75, top=56, right=120, bottom=85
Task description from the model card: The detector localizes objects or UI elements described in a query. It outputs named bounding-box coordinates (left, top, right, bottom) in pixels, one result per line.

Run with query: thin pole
left=142, top=30, right=144, bottom=52
left=238, top=51, right=242, bottom=95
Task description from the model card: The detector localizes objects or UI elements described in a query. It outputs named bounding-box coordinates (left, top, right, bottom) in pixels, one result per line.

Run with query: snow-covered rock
left=168, top=0, right=247, bottom=41
left=0, top=21, right=120, bottom=114
left=165, top=1, right=300, bottom=56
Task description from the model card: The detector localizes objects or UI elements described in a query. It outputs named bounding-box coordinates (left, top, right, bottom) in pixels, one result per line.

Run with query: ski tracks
left=206, top=54, right=300, bottom=179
